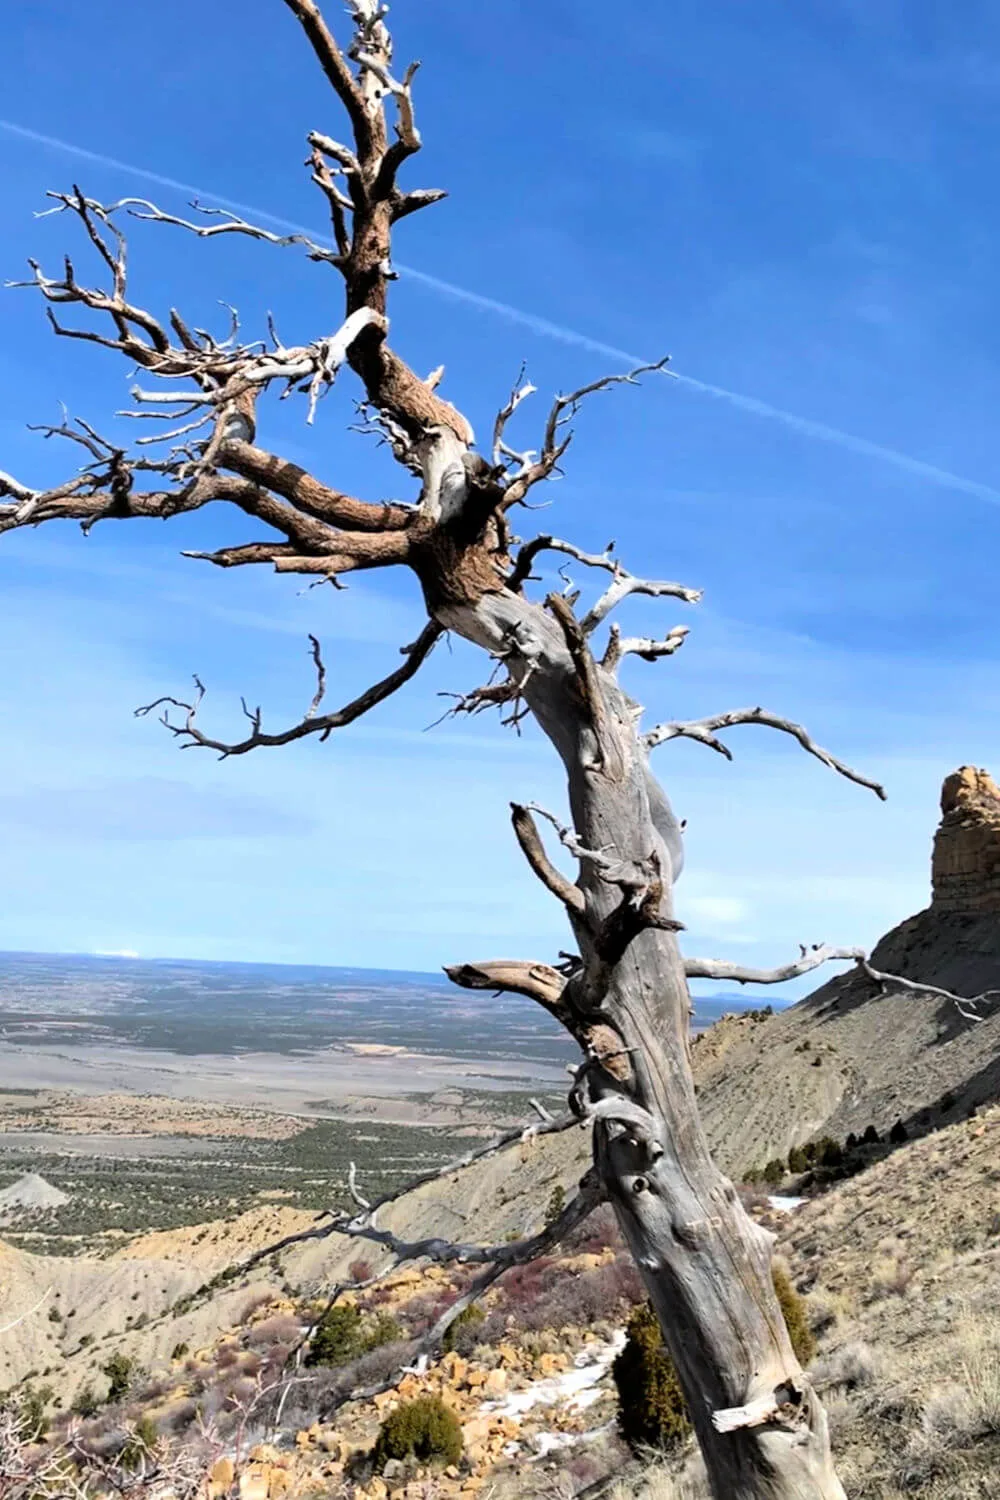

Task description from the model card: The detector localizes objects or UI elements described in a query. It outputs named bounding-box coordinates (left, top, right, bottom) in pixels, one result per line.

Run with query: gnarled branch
left=501, top=360, right=673, bottom=508
left=444, top=959, right=569, bottom=1020
left=645, top=707, right=887, bottom=800
left=858, top=959, right=997, bottom=1024
left=135, top=622, right=442, bottom=757
left=508, top=534, right=701, bottom=620
left=335, top=1167, right=602, bottom=1270
left=510, top=802, right=585, bottom=916
left=685, top=944, right=865, bottom=985
left=602, top=623, right=689, bottom=670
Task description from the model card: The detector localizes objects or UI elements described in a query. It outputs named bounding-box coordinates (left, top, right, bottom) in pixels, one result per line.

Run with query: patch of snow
left=528, top=1421, right=616, bottom=1461
left=768, top=1194, right=806, bottom=1213
left=484, top=1331, right=626, bottom=1420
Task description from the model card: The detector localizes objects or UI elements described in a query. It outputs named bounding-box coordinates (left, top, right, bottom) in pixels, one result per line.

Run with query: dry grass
left=771, top=1108, right=1000, bottom=1497
left=605, top=1455, right=709, bottom=1500
left=813, top=1340, right=881, bottom=1394
left=916, top=1321, right=1000, bottom=1450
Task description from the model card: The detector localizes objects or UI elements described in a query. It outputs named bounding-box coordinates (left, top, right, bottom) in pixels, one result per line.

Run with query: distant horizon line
left=0, top=945, right=790, bottom=1005
left=0, top=945, right=449, bottom=981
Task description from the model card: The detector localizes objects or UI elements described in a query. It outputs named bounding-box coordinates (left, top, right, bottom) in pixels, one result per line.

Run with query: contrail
left=4, top=117, right=1000, bottom=508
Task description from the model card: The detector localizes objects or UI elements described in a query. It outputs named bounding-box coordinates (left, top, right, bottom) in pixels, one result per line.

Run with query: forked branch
left=858, top=960, right=998, bottom=1024
left=501, top=360, right=673, bottom=507
left=510, top=803, right=585, bottom=916
left=135, top=622, right=442, bottom=757
left=122, top=196, right=342, bottom=266
left=645, top=707, right=887, bottom=800
left=508, top=534, right=701, bottom=622
left=230, top=1116, right=590, bottom=1278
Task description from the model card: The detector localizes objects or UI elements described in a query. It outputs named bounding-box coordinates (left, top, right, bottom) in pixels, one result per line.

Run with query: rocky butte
left=931, top=765, right=1000, bottom=914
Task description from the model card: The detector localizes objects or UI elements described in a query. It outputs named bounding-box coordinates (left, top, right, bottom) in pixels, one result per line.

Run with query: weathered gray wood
left=438, top=589, right=846, bottom=1500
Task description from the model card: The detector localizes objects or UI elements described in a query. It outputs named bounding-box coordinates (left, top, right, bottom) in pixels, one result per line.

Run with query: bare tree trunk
left=439, top=589, right=845, bottom=1500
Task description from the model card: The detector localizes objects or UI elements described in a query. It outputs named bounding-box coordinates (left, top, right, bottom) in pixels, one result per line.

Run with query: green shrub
left=889, top=1118, right=908, bottom=1144
left=307, top=1304, right=401, bottom=1367
left=307, top=1303, right=362, bottom=1366
left=613, top=1303, right=691, bottom=1454
left=362, top=1312, right=403, bottom=1353
left=371, top=1394, right=462, bottom=1472
left=120, top=1414, right=159, bottom=1469
left=442, top=1302, right=485, bottom=1353
left=47, top=1306, right=62, bottom=1324
left=544, top=1184, right=566, bottom=1225
left=615, top=1272, right=816, bottom=1454
left=862, top=1124, right=880, bottom=1145
left=814, top=1136, right=843, bottom=1167
left=18, top=1383, right=54, bottom=1440
left=772, top=1265, right=816, bottom=1367
left=787, top=1146, right=809, bottom=1174
left=762, top=1158, right=785, bottom=1186
left=70, top=1385, right=101, bottom=1419
left=102, top=1352, right=136, bottom=1403
left=171, top=1342, right=189, bottom=1361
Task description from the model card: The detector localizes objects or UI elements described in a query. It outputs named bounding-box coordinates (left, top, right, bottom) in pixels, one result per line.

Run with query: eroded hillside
left=696, top=765, right=1000, bottom=1175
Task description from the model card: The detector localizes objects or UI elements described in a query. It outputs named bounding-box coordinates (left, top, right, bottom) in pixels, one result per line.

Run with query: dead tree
left=0, top=4, right=883, bottom=1494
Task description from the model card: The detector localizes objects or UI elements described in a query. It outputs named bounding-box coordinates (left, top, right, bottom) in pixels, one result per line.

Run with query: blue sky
left=0, top=0, right=998, bottom=990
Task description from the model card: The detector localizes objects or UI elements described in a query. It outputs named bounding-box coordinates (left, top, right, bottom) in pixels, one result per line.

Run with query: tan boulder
left=439, top=1351, right=469, bottom=1386
left=208, top=1456, right=235, bottom=1498
left=481, top=1368, right=507, bottom=1398
left=238, top=1468, right=269, bottom=1500
left=461, top=1415, right=491, bottom=1442
left=316, top=1428, right=346, bottom=1456
left=247, top=1445, right=280, bottom=1465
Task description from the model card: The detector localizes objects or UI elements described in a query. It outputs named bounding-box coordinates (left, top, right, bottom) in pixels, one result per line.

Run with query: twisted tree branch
left=135, top=622, right=442, bottom=757
left=685, top=944, right=865, bottom=985
left=645, top=707, right=887, bottom=800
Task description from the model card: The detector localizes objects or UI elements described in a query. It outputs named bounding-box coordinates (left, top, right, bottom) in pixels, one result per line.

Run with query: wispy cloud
left=4, top=118, right=1000, bottom=508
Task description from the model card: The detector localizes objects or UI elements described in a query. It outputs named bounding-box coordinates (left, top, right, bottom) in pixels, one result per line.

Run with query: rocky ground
left=5, top=1097, right=1000, bottom=1497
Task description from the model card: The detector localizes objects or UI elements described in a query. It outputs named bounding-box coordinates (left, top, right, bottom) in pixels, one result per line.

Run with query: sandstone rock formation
left=932, top=765, right=1000, bottom=913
